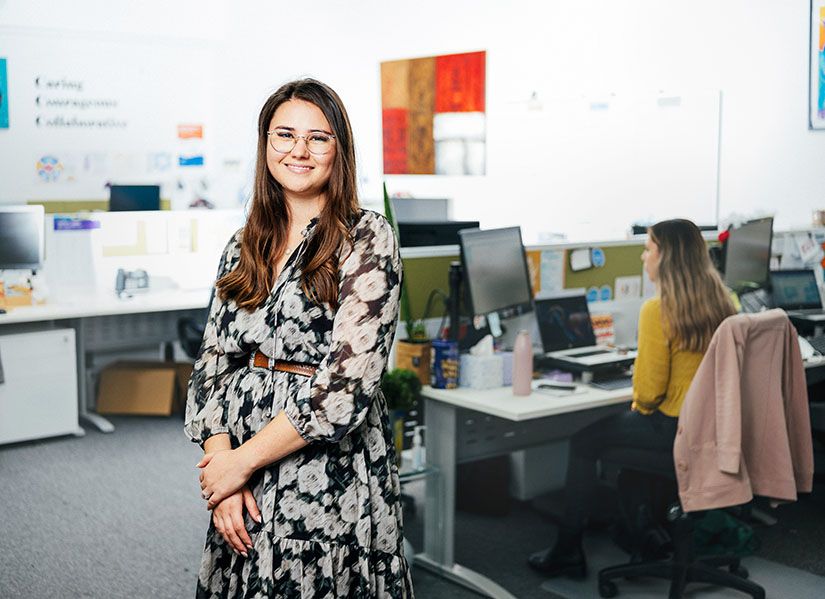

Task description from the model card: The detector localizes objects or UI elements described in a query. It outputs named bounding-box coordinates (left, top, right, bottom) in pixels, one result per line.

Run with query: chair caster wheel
left=598, top=580, right=618, bottom=598
left=730, top=564, right=749, bottom=579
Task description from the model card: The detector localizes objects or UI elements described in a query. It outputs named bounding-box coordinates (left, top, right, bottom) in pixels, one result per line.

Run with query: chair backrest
left=674, top=309, right=813, bottom=512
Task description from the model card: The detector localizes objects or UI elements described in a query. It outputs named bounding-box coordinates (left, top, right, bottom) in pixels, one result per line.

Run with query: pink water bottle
left=512, top=329, right=533, bottom=396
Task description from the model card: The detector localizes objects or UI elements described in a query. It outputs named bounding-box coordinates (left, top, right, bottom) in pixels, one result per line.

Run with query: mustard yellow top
left=632, top=297, right=704, bottom=417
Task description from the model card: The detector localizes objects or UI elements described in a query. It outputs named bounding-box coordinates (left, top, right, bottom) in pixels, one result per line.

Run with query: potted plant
left=384, top=183, right=432, bottom=384
left=381, top=367, right=423, bottom=462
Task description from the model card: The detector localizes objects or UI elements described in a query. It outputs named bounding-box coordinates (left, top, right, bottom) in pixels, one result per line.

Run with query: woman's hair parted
left=217, top=79, right=360, bottom=310
left=649, top=219, right=736, bottom=353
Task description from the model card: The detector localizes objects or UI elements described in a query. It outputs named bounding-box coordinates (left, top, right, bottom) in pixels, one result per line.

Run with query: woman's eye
left=277, top=131, right=295, bottom=140
left=309, top=134, right=330, bottom=143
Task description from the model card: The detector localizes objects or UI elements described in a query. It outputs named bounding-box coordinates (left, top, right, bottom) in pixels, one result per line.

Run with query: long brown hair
left=649, top=219, right=736, bottom=353
left=217, top=79, right=359, bottom=310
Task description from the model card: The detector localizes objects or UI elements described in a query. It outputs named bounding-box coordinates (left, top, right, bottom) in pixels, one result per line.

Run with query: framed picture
left=810, top=1, right=825, bottom=129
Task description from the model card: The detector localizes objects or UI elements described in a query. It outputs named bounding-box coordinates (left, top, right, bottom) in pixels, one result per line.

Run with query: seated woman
left=528, top=218, right=736, bottom=578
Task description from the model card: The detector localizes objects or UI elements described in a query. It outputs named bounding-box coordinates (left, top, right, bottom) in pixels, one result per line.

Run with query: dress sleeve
left=184, top=232, right=241, bottom=445
left=284, top=213, right=402, bottom=443
left=632, top=298, right=671, bottom=415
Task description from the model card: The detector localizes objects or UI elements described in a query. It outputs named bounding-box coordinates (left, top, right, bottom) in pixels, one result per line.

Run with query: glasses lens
left=306, top=133, right=333, bottom=155
left=269, top=130, right=295, bottom=153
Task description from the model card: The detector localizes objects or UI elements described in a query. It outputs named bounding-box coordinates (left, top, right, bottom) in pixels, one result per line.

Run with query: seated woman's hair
left=649, top=219, right=736, bottom=352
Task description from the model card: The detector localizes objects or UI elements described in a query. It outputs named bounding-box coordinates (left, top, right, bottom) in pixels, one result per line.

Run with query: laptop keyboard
left=589, top=375, right=634, bottom=390
left=808, top=335, right=825, bottom=356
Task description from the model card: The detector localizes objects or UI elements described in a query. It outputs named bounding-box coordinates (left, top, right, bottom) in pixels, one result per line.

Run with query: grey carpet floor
left=1, top=416, right=824, bottom=598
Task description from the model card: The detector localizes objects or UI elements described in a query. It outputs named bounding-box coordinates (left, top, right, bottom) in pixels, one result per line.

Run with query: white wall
left=2, top=1, right=824, bottom=238
left=213, top=0, right=825, bottom=238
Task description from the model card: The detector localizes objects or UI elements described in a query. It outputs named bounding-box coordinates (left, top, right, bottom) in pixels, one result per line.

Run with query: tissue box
left=459, top=354, right=504, bottom=390
left=499, top=351, right=514, bottom=386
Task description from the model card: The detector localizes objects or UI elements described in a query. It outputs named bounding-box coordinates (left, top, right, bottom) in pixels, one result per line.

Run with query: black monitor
left=397, top=221, right=480, bottom=247
left=458, top=226, right=533, bottom=319
left=0, top=205, right=45, bottom=271
left=723, top=217, right=773, bottom=291
left=109, top=185, right=161, bottom=211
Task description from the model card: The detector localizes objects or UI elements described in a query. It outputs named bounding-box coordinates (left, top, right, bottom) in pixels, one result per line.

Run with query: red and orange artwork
left=381, top=50, right=486, bottom=175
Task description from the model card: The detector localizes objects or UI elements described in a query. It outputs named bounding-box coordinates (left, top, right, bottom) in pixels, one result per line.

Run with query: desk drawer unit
left=0, top=328, right=78, bottom=445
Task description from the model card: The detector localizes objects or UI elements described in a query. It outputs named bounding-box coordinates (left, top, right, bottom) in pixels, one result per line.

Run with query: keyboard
left=808, top=335, right=825, bottom=356
left=590, top=375, right=634, bottom=390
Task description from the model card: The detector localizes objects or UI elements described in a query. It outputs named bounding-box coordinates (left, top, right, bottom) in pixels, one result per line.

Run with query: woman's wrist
left=234, top=443, right=261, bottom=475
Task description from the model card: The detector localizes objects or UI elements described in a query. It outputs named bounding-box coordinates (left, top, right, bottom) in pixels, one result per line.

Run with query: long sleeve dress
left=184, top=209, right=413, bottom=598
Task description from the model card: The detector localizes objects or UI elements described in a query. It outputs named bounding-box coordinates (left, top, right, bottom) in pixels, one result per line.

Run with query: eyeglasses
left=267, top=128, right=336, bottom=155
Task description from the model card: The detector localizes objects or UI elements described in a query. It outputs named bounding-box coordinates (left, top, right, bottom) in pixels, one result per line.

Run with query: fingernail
left=255, top=514, right=262, bottom=523
left=241, top=552, right=248, bottom=558
left=246, top=543, right=253, bottom=550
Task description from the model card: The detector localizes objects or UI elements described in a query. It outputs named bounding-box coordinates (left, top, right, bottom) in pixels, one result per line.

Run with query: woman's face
left=642, top=236, right=661, bottom=282
left=266, top=99, right=336, bottom=203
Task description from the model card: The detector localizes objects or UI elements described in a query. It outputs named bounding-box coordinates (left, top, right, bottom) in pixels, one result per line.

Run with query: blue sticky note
left=586, top=286, right=599, bottom=302
left=599, top=284, right=612, bottom=301
left=591, top=247, right=605, bottom=268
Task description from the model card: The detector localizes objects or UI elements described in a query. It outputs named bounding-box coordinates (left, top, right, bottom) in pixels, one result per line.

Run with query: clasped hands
left=198, top=447, right=255, bottom=510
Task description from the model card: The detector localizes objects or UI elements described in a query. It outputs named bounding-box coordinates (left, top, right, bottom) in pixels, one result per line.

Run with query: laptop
left=770, top=269, right=825, bottom=317
left=535, top=295, right=637, bottom=371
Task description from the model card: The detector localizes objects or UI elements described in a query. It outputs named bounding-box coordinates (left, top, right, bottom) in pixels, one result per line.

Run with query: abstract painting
left=381, top=50, right=485, bottom=175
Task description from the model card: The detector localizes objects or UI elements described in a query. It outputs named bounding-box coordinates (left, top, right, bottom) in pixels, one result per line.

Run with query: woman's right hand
left=212, top=485, right=261, bottom=557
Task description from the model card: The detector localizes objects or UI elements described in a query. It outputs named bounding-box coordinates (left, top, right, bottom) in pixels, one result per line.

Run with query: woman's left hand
left=198, top=448, right=255, bottom=510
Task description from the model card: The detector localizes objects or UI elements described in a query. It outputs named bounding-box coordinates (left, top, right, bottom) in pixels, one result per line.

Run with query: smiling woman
left=184, top=79, right=413, bottom=598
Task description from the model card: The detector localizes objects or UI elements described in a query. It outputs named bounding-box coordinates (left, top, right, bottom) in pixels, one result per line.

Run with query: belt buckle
left=268, top=356, right=275, bottom=370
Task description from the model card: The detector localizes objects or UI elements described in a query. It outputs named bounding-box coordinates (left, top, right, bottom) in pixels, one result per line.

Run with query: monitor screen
left=0, top=205, right=45, bottom=270
left=770, top=270, right=822, bottom=310
left=459, top=226, right=533, bottom=317
left=724, top=217, right=773, bottom=291
left=109, top=185, right=161, bottom=211
left=535, top=295, right=597, bottom=351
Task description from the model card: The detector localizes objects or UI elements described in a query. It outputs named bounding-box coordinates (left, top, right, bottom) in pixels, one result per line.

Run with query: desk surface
left=0, top=289, right=211, bottom=324
left=421, top=382, right=633, bottom=422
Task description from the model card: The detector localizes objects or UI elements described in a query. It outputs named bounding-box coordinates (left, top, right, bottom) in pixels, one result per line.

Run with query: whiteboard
left=486, top=91, right=721, bottom=241
left=0, top=31, right=217, bottom=205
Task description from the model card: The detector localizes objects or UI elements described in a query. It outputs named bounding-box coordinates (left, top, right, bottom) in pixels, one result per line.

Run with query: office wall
left=213, top=0, right=825, bottom=238
left=3, top=1, right=824, bottom=234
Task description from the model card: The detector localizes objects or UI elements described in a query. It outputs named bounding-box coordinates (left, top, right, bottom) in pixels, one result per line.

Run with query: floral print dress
left=184, top=209, right=413, bottom=598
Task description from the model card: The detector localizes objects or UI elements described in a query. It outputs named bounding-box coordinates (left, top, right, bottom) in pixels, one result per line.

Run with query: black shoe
left=527, top=545, right=588, bottom=579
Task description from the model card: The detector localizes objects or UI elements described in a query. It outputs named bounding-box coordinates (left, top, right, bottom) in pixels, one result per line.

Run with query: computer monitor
left=0, top=205, right=45, bottom=271
left=458, top=226, right=533, bottom=319
left=723, top=217, right=773, bottom=291
left=390, top=197, right=449, bottom=222
left=109, top=185, right=161, bottom=211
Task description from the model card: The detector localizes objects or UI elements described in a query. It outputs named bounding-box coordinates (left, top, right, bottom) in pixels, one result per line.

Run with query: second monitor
left=458, top=226, right=533, bottom=320
left=109, top=185, right=161, bottom=211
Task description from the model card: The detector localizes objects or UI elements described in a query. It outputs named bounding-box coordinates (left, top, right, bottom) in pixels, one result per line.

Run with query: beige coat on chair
left=673, top=309, right=813, bottom=513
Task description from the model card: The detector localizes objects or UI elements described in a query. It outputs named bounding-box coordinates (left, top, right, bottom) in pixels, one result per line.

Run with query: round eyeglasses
left=267, top=128, right=336, bottom=155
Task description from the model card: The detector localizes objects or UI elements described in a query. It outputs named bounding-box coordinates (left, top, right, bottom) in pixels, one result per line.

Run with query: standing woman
left=528, top=219, right=736, bottom=578
left=184, top=79, right=413, bottom=597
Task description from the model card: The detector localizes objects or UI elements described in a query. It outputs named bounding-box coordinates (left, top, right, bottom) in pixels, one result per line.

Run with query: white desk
left=417, top=383, right=633, bottom=599
left=0, top=289, right=210, bottom=437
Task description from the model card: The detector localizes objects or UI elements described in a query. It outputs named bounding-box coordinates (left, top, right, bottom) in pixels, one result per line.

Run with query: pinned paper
left=570, top=248, right=592, bottom=271
left=615, top=275, right=642, bottom=299
left=795, top=233, right=821, bottom=264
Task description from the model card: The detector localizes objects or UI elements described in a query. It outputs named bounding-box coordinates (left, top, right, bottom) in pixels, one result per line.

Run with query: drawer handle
left=0, top=347, right=4, bottom=385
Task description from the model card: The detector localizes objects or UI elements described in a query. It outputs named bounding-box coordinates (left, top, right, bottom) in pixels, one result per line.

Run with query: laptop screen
left=535, top=295, right=597, bottom=352
left=770, top=270, right=822, bottom=310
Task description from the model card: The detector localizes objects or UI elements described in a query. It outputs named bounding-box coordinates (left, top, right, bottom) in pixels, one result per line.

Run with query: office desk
left=0, top=289, right=210, bottom=437
left=417, top=384, right=633, bottom=599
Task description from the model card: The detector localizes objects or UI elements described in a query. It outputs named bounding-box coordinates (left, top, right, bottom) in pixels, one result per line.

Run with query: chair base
left=598, top=554, right=765, bottom=599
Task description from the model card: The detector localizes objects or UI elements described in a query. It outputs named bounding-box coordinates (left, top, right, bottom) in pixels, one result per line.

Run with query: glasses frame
left=266, top=128, right=337, bottom=156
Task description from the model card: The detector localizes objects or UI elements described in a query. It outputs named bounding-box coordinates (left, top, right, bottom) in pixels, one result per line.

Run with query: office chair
left=596, top=310, right=813, bottom=599
left=596, top=447, right=764, bottom=599
left=177, top=287, right=214, bottom=360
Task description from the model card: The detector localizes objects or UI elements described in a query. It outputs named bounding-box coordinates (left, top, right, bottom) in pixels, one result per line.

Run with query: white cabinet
left=0, top=328, right=79, bottom=445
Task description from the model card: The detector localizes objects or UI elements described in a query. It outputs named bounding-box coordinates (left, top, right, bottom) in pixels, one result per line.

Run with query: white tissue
left=469, top=334, right=495, bottom=356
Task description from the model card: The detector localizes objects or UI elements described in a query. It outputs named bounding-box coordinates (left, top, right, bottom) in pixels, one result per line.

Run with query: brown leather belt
left=252, top=350, right=317, bottom=377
